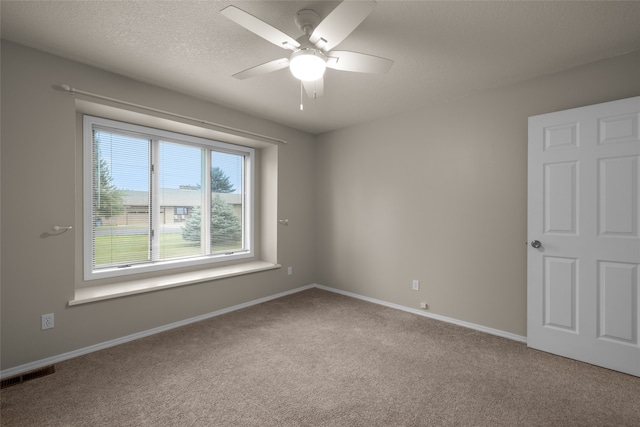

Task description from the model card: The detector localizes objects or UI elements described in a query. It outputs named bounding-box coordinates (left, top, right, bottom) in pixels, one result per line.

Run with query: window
left=83, top=115, right=254, bottom=280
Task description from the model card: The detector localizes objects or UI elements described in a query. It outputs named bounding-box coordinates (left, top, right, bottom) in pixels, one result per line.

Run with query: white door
left=527, top=96, right=640, bottom=377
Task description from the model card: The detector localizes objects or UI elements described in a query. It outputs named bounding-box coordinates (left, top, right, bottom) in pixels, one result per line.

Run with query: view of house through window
left=84, top=115, right=253, bottom=280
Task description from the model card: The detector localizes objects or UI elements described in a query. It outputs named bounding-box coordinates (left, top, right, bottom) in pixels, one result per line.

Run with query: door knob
left=530, top=240, right=542, bottom=248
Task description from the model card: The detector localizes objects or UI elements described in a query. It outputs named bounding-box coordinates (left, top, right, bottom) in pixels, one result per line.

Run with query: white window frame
left=83, top=115, right=254, bottom=281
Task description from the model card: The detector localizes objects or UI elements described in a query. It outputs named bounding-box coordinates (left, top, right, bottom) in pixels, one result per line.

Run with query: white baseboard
left=314, top=284, right=527, bottom=343
left=0, top=284, right=315, bottom=379
left=1, top=283, right=526, bottom=379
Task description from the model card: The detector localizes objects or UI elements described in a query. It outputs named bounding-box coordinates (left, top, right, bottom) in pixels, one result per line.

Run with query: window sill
left=69, top=261, right=280, bottom=306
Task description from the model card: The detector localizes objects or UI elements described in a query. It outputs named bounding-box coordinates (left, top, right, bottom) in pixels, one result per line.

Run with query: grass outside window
left=94, top=226, right=241, bottom=267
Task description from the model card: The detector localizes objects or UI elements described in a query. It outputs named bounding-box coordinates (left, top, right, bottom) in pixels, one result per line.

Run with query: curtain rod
left=53, top=84, right=287, bottom=145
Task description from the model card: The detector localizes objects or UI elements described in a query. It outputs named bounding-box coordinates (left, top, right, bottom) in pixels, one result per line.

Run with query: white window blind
left=92, top=128, right=150, bottom=268
left=210, top=151, right=244, bottom=253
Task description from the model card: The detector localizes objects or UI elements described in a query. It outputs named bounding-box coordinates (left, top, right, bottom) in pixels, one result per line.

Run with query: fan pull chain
left=300, top=81, right=304, bottom=111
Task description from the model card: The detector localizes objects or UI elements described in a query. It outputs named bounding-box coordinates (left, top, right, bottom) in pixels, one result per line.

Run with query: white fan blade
left=302, top=77, right=324, bottom=99
left=309, top=0, right=376, bottom=51
left=232, top=58, right=290, bottom=80
left=326, top=51, right=393, bottom=74
left=221, top=6, right=300, bottom=51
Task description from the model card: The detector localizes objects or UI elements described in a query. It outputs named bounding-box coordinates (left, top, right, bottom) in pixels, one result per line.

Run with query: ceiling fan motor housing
left=295, top=9, right=322, bottom=36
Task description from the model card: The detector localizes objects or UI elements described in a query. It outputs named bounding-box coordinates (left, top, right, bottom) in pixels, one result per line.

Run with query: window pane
left=158, top=141, right=204, bottom=260
left=92, top=129, right=150, bottom=268
left=85, top=115, right=255, bottom=280
left=211, top=151, right=244, bottom=253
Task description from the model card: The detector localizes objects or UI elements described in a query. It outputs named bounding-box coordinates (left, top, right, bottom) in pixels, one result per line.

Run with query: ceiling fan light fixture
left=290, top=49, right=326, bottom=81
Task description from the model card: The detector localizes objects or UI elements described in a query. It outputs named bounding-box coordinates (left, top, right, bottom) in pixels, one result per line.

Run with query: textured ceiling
left=2, top=1, right=640, bottom=134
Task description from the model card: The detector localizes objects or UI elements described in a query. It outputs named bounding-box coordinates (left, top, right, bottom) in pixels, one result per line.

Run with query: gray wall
left=1, top=41, right=316, bottom=370
left=2, top=38, right=639, bottom=371
left=315, top=51, right=640, bottom=337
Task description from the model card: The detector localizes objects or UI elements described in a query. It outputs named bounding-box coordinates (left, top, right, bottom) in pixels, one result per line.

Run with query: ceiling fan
left=221, top=0, right=393, bottom=102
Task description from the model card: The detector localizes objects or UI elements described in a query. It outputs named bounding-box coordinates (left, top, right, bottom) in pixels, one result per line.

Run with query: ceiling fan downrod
left=295, top=9, right=321, bottom=36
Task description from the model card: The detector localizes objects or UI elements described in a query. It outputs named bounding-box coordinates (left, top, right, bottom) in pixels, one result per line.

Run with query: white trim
left=1, top=283, right=526, bottom=380
left=70, top=261, right=281, bottom=306
left=202, top=151, right=212, bottom=255
left=314, top=284, right=528, bottom=343
left=82, top=116, right=94, bottom=280
left=243, top=150, right=254, bottom=257
left=1, top=284, right=314, bottom=379
left=151, top=139, right=160, bottom=262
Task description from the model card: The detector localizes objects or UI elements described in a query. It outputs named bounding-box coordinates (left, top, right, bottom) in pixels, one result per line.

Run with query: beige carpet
left=1, top=288, right=639, bottom=426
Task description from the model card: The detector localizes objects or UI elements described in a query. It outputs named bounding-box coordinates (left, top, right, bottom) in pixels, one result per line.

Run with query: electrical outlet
left=420, top=302, right=428, bottom=309
left=41, top=313, right=54, bottom=330
left=412, top=280, right=420, bottom=291
left=287, top=266, right=293, bottom=276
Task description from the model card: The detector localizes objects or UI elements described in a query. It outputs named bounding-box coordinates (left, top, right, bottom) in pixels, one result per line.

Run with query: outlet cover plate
left=41, top=313, right=54, bottom=330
